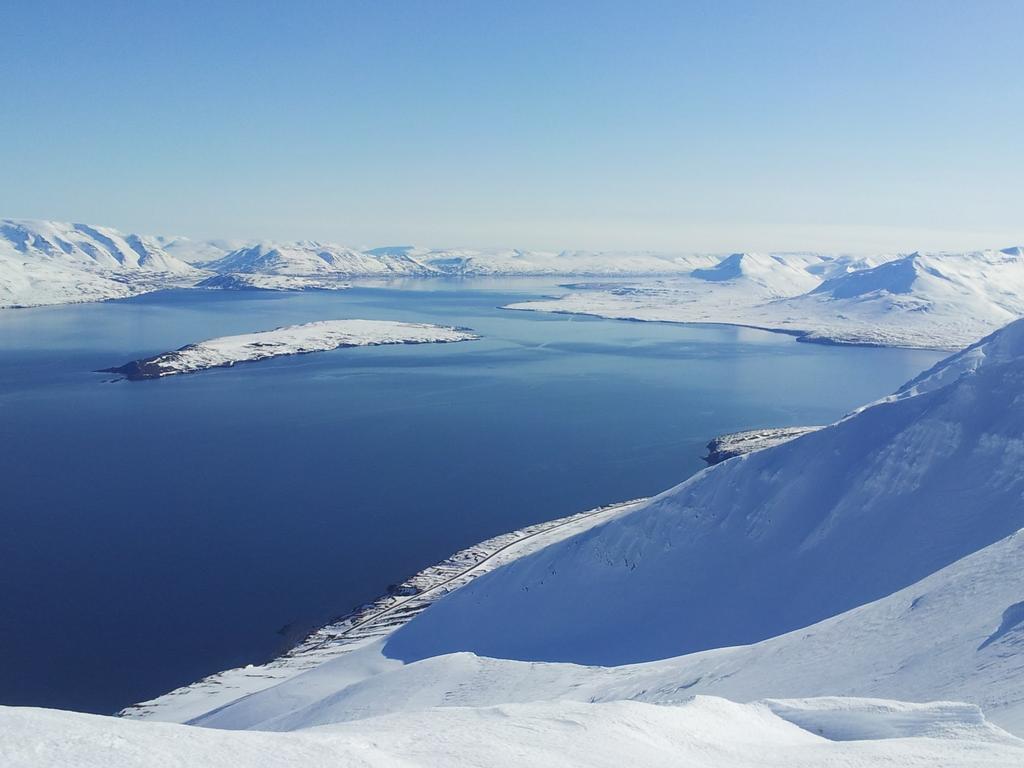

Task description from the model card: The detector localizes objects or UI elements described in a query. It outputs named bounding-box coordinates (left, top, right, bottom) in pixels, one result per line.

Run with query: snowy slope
left=4, top=696, right=1021, bottom=767
left=186, top=528, right=1024, bottom=735
left=381, top=317, right=1024, bottom=669
left=893, top=313, right=1024, bottom=398
left=0, top=219, right=199, bottom=308
left=509, top=248, right=1024, bottom=349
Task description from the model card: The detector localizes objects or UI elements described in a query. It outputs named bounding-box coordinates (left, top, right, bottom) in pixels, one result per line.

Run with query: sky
left=2, top=0, right=1022, bottom=253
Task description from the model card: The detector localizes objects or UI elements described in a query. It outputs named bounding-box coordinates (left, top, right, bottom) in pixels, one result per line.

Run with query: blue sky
left=2, top=1, right=1021, bottom=252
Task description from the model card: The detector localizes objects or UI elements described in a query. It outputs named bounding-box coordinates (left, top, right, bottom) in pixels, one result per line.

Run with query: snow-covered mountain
left=0, top=220, right=198, bottom=308
left=690, top=252, right=823, bottom=296
left=0, top=220, right=193, bottom=273
left=5, top=218, right=1023, bottom=350
left=511, top=247, right=1024, bottom=348
left=202, top=242, right=721, bottom=278
left=154, top=235, right=244, bottom=265
left=779, top=249, right=1024, bottom=347
left=204, top=241, right=434, bottom=276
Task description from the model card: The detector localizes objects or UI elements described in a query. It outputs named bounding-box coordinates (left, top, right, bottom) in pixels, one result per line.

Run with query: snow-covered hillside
left=4, top=696, right=1020, bottom=767
left=509, top=247, right=1024, bottom=349
left=179, top=527, right=1024, bottom=735
left=204, top=242, right=433, bottom=277
left=0, top=220, right=198, bottom=308
left=383, top=318, right=1024, bottom=668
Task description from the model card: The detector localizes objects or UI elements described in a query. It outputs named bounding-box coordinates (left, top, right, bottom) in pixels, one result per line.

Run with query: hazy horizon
left=3, top=1, right=1022, bottom=253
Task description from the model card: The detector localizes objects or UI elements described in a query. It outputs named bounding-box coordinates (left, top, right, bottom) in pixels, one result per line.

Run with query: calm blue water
left=0, top=280, right=944, bottom=713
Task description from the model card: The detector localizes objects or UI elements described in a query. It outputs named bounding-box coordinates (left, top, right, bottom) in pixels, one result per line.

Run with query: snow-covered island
left=102, top=320, right=480, bottom=380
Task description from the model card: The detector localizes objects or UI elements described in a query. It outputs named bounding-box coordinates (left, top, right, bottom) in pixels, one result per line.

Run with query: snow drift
left=3, top=696, right=1020, bottom=767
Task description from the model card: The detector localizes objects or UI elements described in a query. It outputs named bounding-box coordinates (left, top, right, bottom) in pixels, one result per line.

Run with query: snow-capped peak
left=205, top=241, right=431, bottom=276
left=690, top=252, right=822, bottom=296
left=0, top=219, right=194, bottom=274
left=0, top=219, right=200, bottom=308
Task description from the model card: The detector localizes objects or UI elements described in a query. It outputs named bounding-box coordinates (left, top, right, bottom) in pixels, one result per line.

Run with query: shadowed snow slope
left=384, top=317, right=1024, bottom=667
left=3, top=696, right=1021, bottom=767
left=193, top=528, right=1024, bottom=734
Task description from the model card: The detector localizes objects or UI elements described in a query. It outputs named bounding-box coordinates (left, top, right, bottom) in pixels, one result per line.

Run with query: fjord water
left=0, top=281, right=944, bottom=714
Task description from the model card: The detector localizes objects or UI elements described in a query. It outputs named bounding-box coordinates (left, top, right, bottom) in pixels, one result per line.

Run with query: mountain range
left=4, top=218, right=1024, bottom=351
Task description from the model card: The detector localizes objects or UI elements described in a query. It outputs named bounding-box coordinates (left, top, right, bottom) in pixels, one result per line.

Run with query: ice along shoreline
left=101, top=319, right=480, bottom=380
